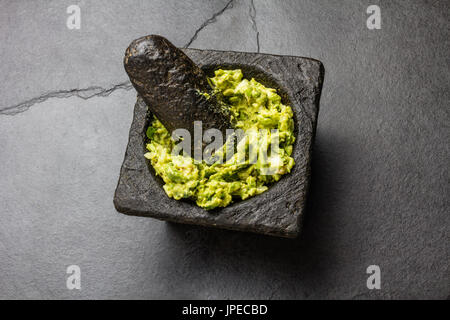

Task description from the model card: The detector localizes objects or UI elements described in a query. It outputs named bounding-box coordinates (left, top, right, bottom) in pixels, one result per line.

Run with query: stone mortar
left=114, top=48, right=324, bottom=238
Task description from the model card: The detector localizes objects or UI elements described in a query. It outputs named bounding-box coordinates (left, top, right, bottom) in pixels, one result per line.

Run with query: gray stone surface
left=0, top=0, right=448, bottom=299
left=114, top=49, right=324, bottom=238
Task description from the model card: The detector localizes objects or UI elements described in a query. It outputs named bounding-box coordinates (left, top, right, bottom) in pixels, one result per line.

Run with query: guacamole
left=144, top=69, right=295, bottom=209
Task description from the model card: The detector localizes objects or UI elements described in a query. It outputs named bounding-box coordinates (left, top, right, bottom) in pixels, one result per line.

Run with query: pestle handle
left=124, top=35, right=232, bottom=149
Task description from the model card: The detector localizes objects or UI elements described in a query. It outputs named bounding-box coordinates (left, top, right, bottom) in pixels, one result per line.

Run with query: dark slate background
left=0, top=0, right=448, bottom=299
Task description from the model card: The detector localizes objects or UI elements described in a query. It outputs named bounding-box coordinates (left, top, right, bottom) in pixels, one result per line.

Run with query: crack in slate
left=249, top=0, right=260, bottom=53
left=0, top=81, right=133, bottom=116
left=183, top=0, right=235, bottom=48
left=2, top=0, right=243, bottom=116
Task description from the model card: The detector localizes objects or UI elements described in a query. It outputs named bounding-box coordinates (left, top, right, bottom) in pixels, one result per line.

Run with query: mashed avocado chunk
left=145, top=69, right=295, bottom=210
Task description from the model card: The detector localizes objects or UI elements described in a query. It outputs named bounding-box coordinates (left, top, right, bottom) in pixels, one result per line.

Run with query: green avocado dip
left=144, top=69, right=295, bottom=210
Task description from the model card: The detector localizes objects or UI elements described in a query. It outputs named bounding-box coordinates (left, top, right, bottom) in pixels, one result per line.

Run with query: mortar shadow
left=156, top=131, right=349, bottom=298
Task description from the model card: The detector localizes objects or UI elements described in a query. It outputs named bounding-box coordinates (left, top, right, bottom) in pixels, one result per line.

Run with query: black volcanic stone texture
left=123, top=35, right=233, bottom=150
left=114, top=48, right=324, bottom=238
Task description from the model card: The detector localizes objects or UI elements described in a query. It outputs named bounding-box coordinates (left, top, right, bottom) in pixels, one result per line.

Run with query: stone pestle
left=124, top=35, right=233, bottom=157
